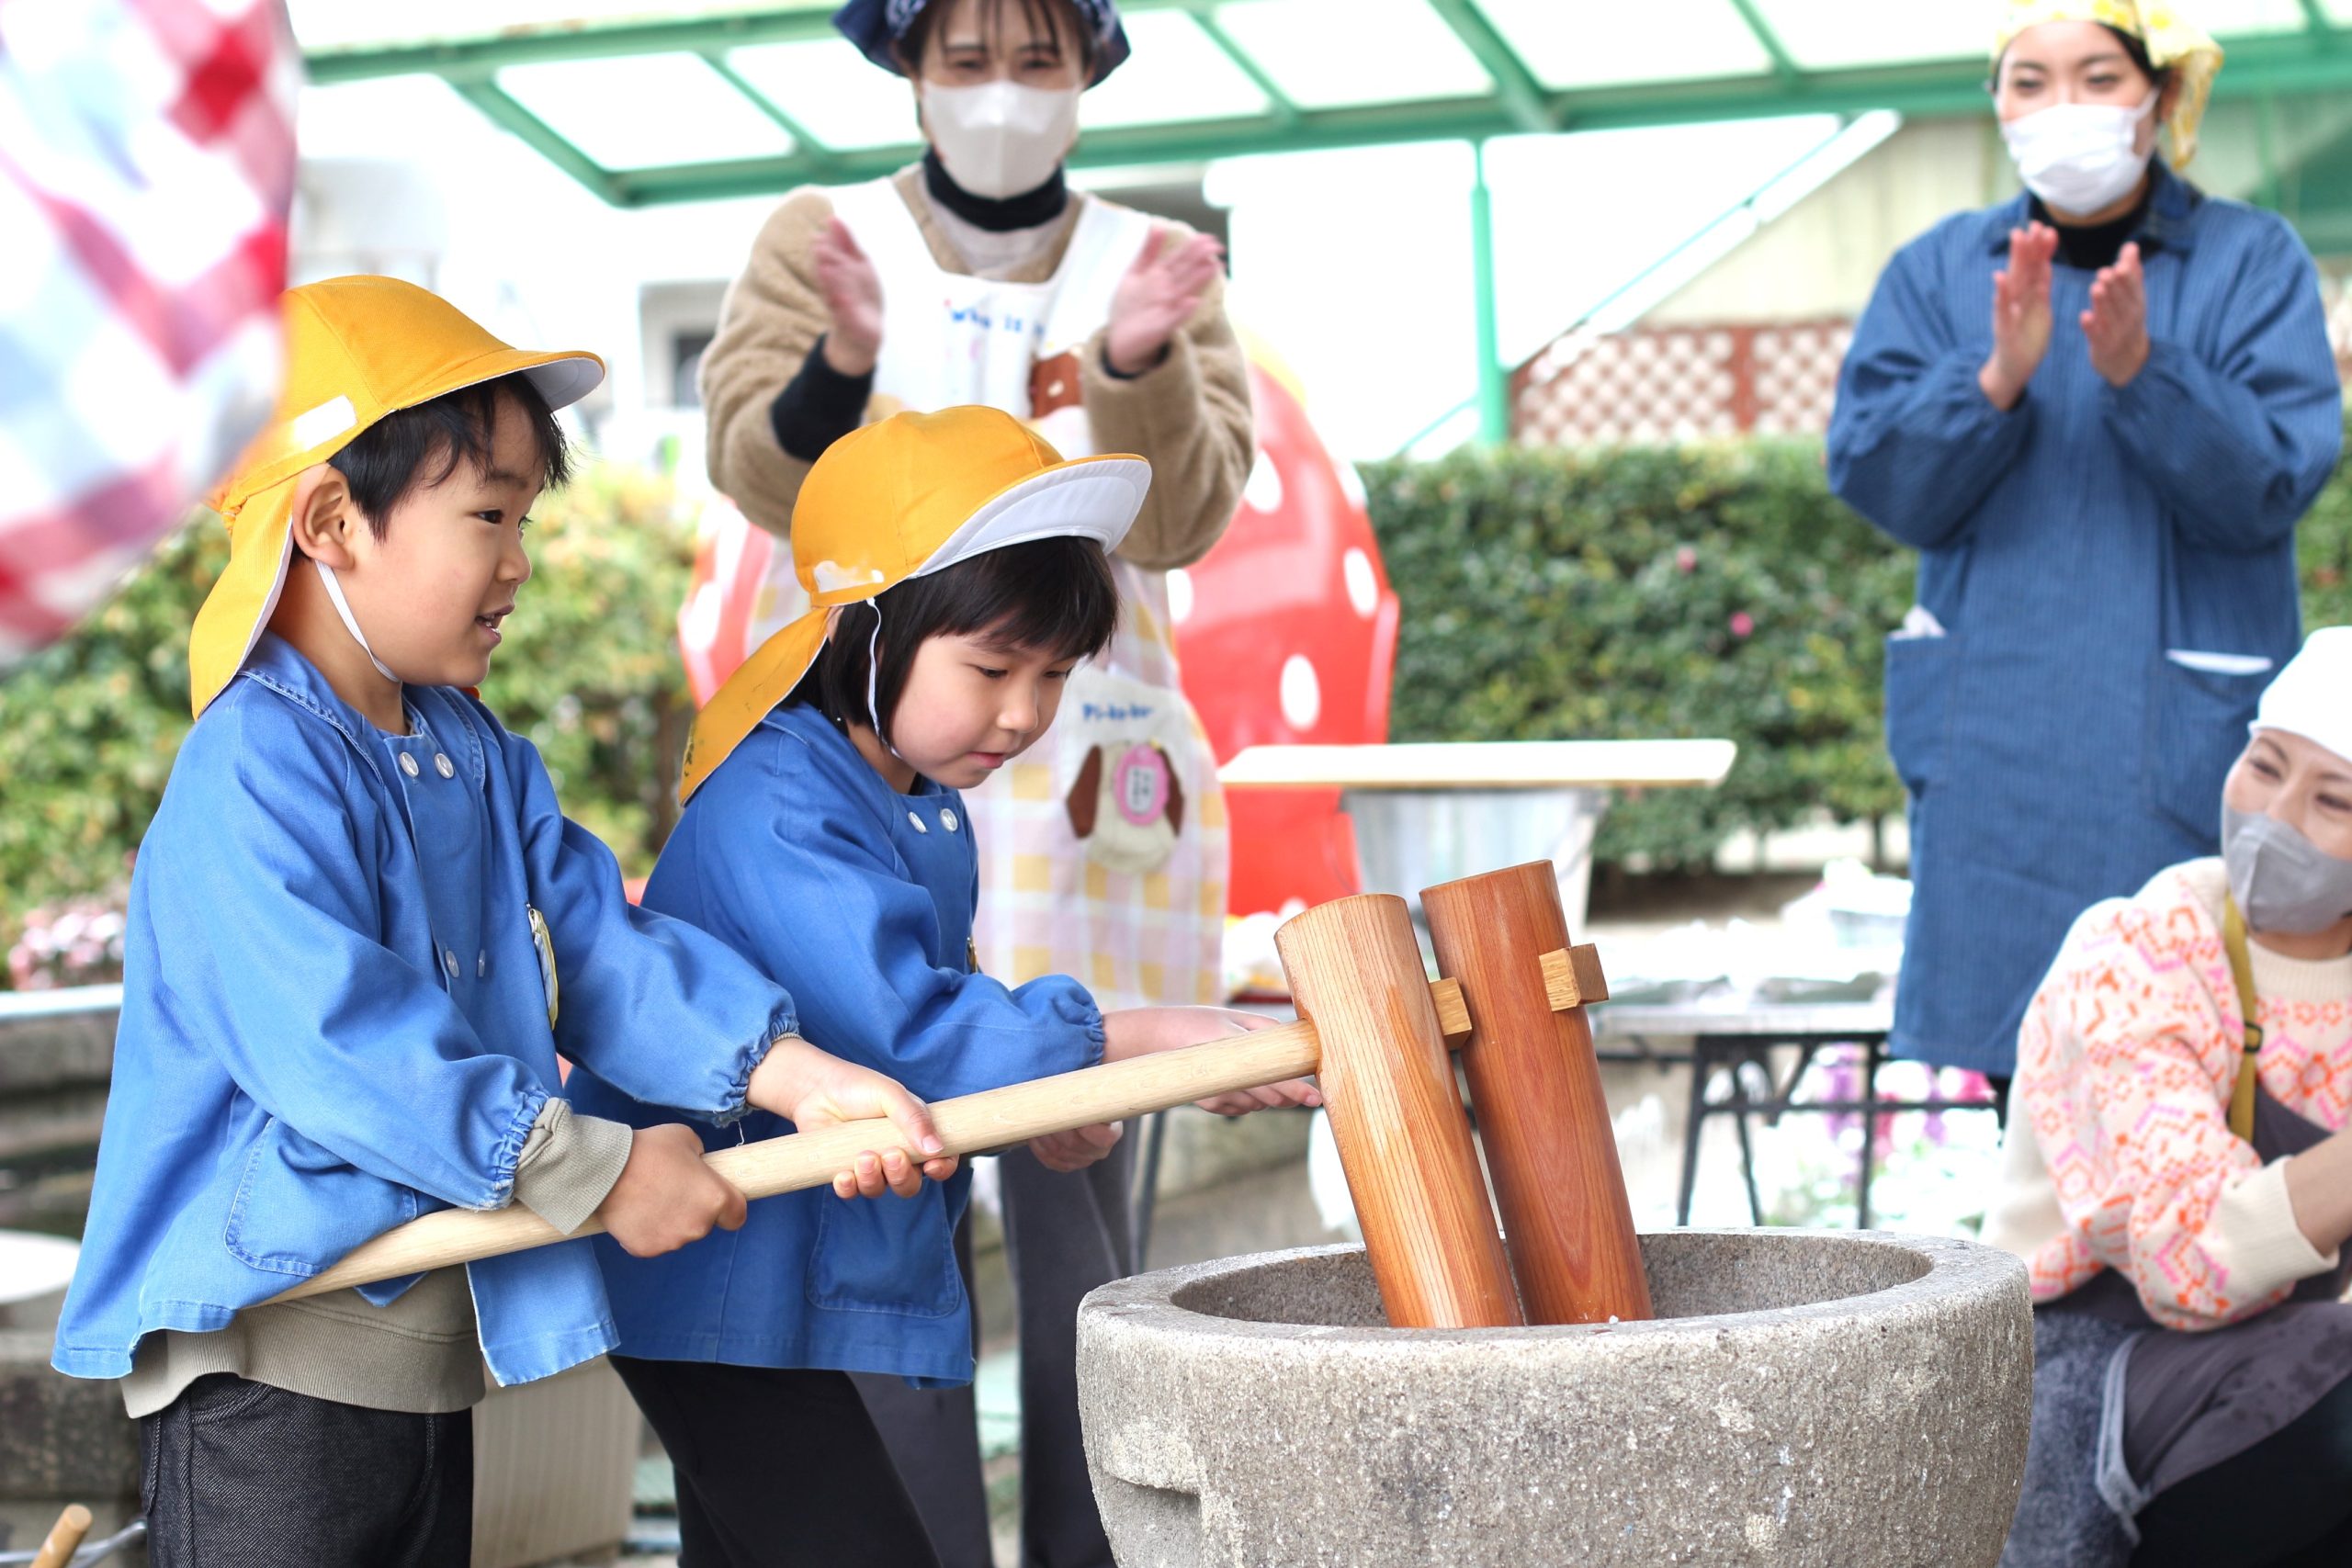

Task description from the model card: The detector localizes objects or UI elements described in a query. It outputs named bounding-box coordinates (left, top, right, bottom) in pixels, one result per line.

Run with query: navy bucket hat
left=832, top=0, right=1132, bottom=85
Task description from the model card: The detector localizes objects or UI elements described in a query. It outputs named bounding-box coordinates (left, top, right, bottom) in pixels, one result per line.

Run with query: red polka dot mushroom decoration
left=1174, top=355, right=1399, bottom=917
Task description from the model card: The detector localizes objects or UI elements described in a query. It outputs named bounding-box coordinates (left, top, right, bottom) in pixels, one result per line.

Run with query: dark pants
left=2131, top=1374, right=2352, bottom=1568
left=139, top=1374, right=472, bottom=1568
left=858, top=1137, right=1136, bottom=1568
left=613, top=1356, right=939, bottom=1568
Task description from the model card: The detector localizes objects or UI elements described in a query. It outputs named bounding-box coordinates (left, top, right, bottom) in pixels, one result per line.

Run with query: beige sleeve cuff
left=512, top=1099, right=636, bottom=1237
left=2209, top=1156, right=2341, bottom=1301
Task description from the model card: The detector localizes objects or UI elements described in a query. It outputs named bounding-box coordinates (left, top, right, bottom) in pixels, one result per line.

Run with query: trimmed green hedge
left=1362, top=430, right=2352, bottom=873
left=0, top=468, right=695, bottom=934
left=5, top=433, right=2348, bottom=960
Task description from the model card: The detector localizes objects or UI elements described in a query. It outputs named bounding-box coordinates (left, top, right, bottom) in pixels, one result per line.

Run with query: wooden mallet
left=267, top=883, right=1642, bottom=1330
left=1423, top=862, right=1650, bottom=1325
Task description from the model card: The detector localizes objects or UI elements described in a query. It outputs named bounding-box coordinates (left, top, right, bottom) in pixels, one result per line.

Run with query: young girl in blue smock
left=565, top=406, right=1317, bottom=1568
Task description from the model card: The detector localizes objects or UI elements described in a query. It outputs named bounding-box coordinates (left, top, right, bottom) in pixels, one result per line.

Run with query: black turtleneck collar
left=922, top=147, right=1069, bottom=232
left=2030, top=179, right=2154, bottom=272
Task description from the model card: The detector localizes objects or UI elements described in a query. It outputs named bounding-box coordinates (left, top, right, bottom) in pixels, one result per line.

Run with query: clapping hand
left=812, top=217, right=884, bottom=378
left=1104, top=227, right=1224, bottom=378
left=2082, top=241, right=2151, bottom=388
left=1980, top=221, right=2057, bottom=411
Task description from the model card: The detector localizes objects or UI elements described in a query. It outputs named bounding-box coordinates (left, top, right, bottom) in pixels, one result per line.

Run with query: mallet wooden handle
left=266, top=1019, right=1324, bottom=1304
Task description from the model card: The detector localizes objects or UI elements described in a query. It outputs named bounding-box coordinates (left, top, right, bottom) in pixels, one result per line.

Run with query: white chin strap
left=311, top=557, right=401, bottom=683
left=863, top=602, right=904, bottom=761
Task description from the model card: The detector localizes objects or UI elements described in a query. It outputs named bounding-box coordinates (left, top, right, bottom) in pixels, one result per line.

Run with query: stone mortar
left=1078, top=1230, right=2030, bottom=1568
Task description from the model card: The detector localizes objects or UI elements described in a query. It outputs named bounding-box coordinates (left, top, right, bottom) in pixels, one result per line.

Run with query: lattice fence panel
left=1750, top=321, right=1855, bottom=437
left=1513, top=293, right=2346, bottom=451
left=1512, top=319, right=1856, bottom=448
left=1512, top=325, right=1741, bottom=447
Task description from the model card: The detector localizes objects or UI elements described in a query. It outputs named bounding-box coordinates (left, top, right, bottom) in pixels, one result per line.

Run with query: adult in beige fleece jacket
left=703, top=164, right=1250, bottom=570
left=690, top=5, right=1255, bottom=1568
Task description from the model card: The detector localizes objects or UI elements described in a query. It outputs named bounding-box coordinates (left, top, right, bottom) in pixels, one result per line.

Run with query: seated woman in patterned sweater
left=1985, top=626, right=2352, bottom=1568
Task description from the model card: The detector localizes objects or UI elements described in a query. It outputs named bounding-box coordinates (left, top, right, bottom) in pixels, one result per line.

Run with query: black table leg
left=1676, top=1044, right=1716, bottom=1226
left=1730, top=1052, right=1766, bottom=1225
left=1854, top=1038, right=1882, bottom=1231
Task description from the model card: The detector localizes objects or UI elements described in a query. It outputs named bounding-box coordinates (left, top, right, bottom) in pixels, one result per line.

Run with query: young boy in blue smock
left=566, top=407, right=1318, bottom=1567
left=51, top=277, right=955, bottom=1567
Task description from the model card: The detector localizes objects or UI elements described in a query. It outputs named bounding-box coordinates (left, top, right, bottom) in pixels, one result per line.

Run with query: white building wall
left=1642, top=118, right=2004, bottom=328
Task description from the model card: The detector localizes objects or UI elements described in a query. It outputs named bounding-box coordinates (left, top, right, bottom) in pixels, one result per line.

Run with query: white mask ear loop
left=863, top=602, right=906, bottom=762
left=311, top=556, right=401, bottom=684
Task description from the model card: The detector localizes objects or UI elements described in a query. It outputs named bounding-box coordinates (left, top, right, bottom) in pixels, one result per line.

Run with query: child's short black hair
left=792, top=536, right=1119, bottom=742
left=327, top=373, right=571, bottom=537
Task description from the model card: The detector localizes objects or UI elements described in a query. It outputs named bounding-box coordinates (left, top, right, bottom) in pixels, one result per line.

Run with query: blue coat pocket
left=807, top=1188, right=965, bottom=1319
left=224, top=1118, right=422, bottom=1278
left=1883, top=632, right=1961, bottom=797
left=2144, top=654, right=2265, bottom=846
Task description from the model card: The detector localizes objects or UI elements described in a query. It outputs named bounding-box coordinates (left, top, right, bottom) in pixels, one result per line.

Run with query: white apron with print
left=777, top=178, right=1227, bottom=1010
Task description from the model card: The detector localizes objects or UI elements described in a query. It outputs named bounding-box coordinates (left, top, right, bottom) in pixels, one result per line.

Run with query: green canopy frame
left=304, top=1, right=2352, bottom=442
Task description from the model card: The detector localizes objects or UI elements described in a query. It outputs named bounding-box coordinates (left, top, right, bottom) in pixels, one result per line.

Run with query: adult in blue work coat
left=1826, top=0, right=2342, bottom=1082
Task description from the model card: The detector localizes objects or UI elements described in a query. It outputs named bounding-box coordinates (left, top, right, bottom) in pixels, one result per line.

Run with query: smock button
left=435, top=753, right=455, bottom=779
left=477, top=951, right=488, bottom=977
left=908, top=810, right=929, bottom=834
left=398, top=753, right=420, bottom=777
left=442, top=948, right=460, bottom=979
left=941, top=808, right=960, bottom=832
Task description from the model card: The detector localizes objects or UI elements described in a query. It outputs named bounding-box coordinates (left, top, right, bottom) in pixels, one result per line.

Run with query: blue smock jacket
left=568, top=701, right=1104, bottom=1386
left=1827, top=163, right=2341, bottom=1076
left=51, top=636, right=795, bottom=1387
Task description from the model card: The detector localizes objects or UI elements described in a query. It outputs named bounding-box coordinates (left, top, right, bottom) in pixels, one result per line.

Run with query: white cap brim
left=915, top=455, right=1149, bottom=580
left=516, top=355, right=605, bottom=412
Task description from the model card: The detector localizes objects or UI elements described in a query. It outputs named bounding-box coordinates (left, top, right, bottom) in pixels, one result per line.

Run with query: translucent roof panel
left=1747, top=2, right=1992, bottom=71
left=497, top=53, right=794, bottom=169
left=288, top=0, right=2352, bottom=209
left=724, top=39, right=921, bottom=151
left=1482, top=0, right=1776, bottom=91
left=1214, top=0, right=1494, bottom=109
left=1084, top=12, right=1275, bottom=129
left=289, top=2, right=775, bottom=52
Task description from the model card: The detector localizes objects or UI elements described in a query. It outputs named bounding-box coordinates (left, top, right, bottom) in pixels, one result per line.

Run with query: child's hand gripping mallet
left=268, top=889, right=1632, bottom=1329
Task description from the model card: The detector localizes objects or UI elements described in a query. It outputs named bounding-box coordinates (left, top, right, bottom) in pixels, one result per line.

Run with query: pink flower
left=1730, top=611, right=1755, bottom=638
left=1676, top=547, right=1697, bottom=573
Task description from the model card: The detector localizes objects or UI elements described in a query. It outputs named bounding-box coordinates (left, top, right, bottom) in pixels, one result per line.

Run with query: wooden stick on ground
left=28, top=1504, right=91, bottom=1568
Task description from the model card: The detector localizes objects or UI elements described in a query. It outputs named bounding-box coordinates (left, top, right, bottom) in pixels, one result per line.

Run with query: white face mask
left=2000, top=94, right=2157, bottom=215
left=922, top=80, right=1080, bottom=200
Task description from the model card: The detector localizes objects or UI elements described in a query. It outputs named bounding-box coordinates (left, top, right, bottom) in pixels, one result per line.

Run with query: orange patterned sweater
left=1982, top=859, right=2352, bottom=1330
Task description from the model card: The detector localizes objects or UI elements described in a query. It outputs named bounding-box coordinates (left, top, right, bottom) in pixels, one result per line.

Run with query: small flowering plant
left=6, top=891, right=130, bottom=990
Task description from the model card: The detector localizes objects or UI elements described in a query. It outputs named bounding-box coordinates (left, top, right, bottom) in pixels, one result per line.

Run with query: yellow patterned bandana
left=1994, top=1, right=2222, bottom=165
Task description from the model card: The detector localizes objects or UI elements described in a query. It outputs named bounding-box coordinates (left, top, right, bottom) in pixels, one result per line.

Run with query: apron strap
left=2222, top=894, right=2265, bottom=1145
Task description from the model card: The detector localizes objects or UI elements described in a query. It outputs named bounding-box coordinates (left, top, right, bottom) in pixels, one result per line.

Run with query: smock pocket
left=807, top=1187, right=965, bottom=1319
left=225, top=1118, right=421, bottom=1278
left=2144, top=653, right=2267, bottom=843
left=1883, top=631, right=1961, bottom=798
